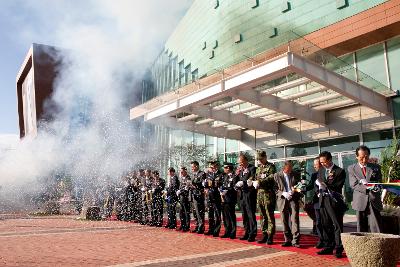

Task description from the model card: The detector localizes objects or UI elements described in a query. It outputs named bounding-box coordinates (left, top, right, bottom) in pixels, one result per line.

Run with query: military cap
left=256, top=150, right=267, bottom=160
left=223, top=162, right=234, bottom=168
left=168, top=167, right=175, bottom=172
left=208, top=159, right=219, bottom=166
left=180, top=166, right=187, bottom=171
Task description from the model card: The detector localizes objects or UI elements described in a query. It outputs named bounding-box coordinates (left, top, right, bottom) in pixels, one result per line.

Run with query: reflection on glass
left=341, top=153, right=357, bottom=209
left=226, top=139, right=239, bottom=153
left=286, top=142, right=318, bottom=157
left=217, top=138, right=225, bottom=153
left=261, top=146, right=284, bottom=159
left=320, top=135, right=360, bottom=153
left=363, top=129, right=393, bottom=151
left=387, top=37, right=400, bottom=91
left=226, top=152, right=239, bottom=164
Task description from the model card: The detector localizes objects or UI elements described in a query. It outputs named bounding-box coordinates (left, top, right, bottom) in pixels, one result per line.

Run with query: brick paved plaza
left=0, top=215, right=352, bottom=267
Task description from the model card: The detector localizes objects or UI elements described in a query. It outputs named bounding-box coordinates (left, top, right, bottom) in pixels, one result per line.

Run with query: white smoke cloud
left=0, top=0, right=193, bottom=211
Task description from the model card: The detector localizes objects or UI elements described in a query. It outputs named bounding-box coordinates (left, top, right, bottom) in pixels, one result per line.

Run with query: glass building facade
left=135, top=0, right=400, bottom=212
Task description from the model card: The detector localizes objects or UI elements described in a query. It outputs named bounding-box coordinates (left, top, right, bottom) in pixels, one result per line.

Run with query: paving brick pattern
left=0, top=215, right=351, bottom=267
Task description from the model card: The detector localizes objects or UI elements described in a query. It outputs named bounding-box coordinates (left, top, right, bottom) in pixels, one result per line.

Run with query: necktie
left=284, top=174, right=290, bottom=192
left=325, top=169, right=330, bottom=181
left=362, top=166, right=366, bottom=177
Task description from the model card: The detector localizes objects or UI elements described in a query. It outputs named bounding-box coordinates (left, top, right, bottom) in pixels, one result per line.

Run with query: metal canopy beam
left=151, top=116, right=242, bottom=140
left=186, top=106, right=279, bottom=133
left=231, top=90, right=327, bottom=125
left=288, top=52, right=391, bottom=116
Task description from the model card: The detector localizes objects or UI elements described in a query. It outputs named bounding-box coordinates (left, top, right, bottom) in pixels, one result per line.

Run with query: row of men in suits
left=303, top=145, right=383, bottom=258
left=117, top=145, right=383, bottom=259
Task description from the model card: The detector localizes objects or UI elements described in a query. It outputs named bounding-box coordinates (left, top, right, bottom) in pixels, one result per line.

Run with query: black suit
left=304, top=172, right=323, bottom=243
left=221, top=172, right=239, bottom=238
left=205, top=170, right=223, bottom=235
left=317, top=165, right=346, bottom=250
left=191, top=171, right=206, bottom=232
left=237, top=164, right=257, bottom=238
left=166, top=175, right=180, bottom=228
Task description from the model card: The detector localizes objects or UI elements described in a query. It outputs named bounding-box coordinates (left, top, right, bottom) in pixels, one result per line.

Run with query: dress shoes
left=182, top=228, right=189, bottom=232
left=239, top=235, right=249, bottom=240
left=220, top=234, right=230, bottom=238
left=281, top=242, right=292, bottom=247
left=315, top=242, right=324, bottom=249
left=267, top=236, right=274, bottom=245
left=335, top=247, right=344, bottom=258
left=213, top=233, right=219, bottom=237
left=317, top=248, right=334, bottom=255
left=230, top=235, right=236, bottom=239
left=257, top=234, right=268, bottom=244
left=197, top=229, right=204, bottom=234
left=247, top=236, right=256, bottom=242
left=204, top=231, right=213, bottom=236
left=292, top=243, right=301, bottom=248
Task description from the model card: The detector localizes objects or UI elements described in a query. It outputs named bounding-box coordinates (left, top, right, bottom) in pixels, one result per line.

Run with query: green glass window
left=262, top=146, right=284, bottom=159
left=194, top=133, right=205, bottom=146
left=217, top=138, right=225, bottom=153
left=320, top=135, right=360, bottom=153
left=182, top=130, right=193, bottom=145
left=286, top=142, right=319, bottom=157
left=226, top=139, right=239, bottom=153
left=393, top=97, right=400, bottom=127
left=206, top=135, right=215, bottom=158
left=184, top=64, right=191, bottom=85
left=387, top=37, right=400, bottom=91
left=356, top=43, right=388, bottom=88
left=363, top=129, right=393, bottom=149
left=226, top=152, right=239, bottom=164
left=178, top=60, right=185, bottom=87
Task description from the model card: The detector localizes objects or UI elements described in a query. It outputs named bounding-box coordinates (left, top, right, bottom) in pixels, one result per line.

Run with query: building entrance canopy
left=130, top=51, right=393, bottom=141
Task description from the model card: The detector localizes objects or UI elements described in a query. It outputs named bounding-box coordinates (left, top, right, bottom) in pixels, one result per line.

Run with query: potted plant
left=380, top=138, right=400, bottom=235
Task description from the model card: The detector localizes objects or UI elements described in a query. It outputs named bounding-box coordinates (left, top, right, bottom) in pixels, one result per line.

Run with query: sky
left=0, top=0, right=192, bottom=136
left=0, top=0, right=194, bottom=211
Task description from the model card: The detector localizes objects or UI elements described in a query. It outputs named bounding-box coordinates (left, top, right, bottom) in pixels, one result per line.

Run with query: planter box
left=341, top=232, right=400, bottom=267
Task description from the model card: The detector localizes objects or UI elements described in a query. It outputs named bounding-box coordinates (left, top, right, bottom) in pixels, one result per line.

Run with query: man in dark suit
left=303, top=157, right=324, bottom=248
left=316, top=151, right=346, bottom=258
left=235, top=154, right=258, bottom=242
left=190, top=160, right=206, bottom=234
left=165, top=167, right=180, bottom=229
left=204, top=160, right=223, bottom=237
left=177, top=166, right=191, bottom=232
left=274, top=161, right=302, bottom=247
left=349, top=145, right=383, bottom=233
left=220, top=162, right=239, bottom=239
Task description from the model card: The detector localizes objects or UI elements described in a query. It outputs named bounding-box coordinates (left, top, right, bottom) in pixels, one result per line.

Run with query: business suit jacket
left=237, top=164, right=257, bottom=201
left=316, top=165, right=346, bottom=207
left=348, top=163, right=383, bottom=211
left=304, top=172, right=319, bottom=205
left=274, top=171, right=301, bottom=211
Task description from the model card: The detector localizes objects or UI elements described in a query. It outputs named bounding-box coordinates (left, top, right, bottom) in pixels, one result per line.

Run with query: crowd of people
left=99, top=145, right=383, bottom=259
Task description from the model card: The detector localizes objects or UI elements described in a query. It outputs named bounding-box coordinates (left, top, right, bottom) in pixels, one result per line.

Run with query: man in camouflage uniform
left=254, top=150, right=277, bottom=244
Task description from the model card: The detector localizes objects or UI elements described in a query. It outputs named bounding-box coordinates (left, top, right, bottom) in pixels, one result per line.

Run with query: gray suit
left=348, top=163, right=383, bottom=233
left=274, top=171, right=301, bottom=245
